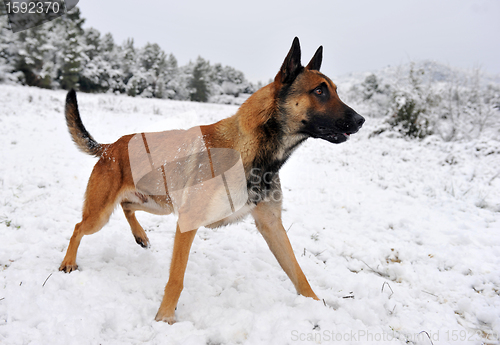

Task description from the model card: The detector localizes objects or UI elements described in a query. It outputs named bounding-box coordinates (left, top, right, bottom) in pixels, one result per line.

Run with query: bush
left=385, top=63, right=437, bottom=139
left=388, top=91, right=432, bottom=138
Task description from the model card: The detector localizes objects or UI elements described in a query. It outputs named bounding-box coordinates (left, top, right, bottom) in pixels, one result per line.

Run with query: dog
left=59, top=37, right=365, bottom=324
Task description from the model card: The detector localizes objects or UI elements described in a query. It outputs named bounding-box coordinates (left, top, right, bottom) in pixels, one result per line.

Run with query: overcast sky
left=77, top=0, right=499, bottom=84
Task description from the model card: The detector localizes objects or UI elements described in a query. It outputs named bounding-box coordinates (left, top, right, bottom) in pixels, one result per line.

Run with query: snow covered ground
left=0, top=84, right=499, bottom=345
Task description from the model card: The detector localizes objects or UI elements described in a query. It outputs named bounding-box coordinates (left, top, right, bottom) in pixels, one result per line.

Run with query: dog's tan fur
left=59, top=38, right=364, bottom=323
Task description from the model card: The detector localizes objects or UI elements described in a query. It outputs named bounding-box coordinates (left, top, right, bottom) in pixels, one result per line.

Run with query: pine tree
left=0, top=16, right=19, bottom=83
left=140, top=43, right=166, bottom=98
left=361, top=74, right=379, bottom=100
left=79, top=32, right=122, bottom=93
left=121, top=38, right=136, bottom=87
left=13, top=24, right=53, bottom=88
left=59, top=28, right=81, bottom=89
left=102, top=34, right=124, bottom=93
left=83, top=28, right=101, bottom=61
left=189, top=56, right=210, bottom=102
left=163, top=53, right=178, bottom=98
left=78, top=28, right=102, bottom=92
left=57, top=8, right=84, bottom=90
left=167, top=64, right=191, bottom=100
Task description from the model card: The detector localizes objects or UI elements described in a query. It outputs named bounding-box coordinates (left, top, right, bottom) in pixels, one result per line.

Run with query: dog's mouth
left=315, top=128, right=355, bottom=144
left=300, top=113, right=364, bottom=144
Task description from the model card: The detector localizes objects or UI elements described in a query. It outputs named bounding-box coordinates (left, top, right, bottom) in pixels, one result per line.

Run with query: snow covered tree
left=102, top=34, right=125, bottom=93
left=361, top=74, right=379, bottom=100
left=59, top=28, right=81, bottom=89
left=189, top=56, right=210, bottom=102
left=82, top=27, right=101, bottom=61
left=10, top=21, right=55, bottom=88
left=162, top=53, right=178, bottom=99
left=138, top=43, right=166, bottom=98
left=79, top=31, right=123, bottom=93
left=79, top=28, right=105, bottom=92
left=125, top=42, right=169, bottom=98
left=0, top=16, right=20, bottom=83
left=120, top=38, right=136, bottom=86
left=166, top=64, right=192, bottom=101
left=56, top=8, right=84, bottom=90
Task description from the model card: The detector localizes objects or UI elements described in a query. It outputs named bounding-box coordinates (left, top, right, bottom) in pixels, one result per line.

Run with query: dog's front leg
left=252, top=201, right=319, bottom=300
left=155, top=224, right=198, bottom=324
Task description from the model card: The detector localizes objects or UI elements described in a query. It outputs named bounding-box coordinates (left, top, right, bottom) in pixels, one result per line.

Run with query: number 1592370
left=5, top=2, right=61, bottom=14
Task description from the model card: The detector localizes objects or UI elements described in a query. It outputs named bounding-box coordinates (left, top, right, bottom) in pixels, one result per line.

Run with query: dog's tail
left=65, top=89, right=103, bottom=157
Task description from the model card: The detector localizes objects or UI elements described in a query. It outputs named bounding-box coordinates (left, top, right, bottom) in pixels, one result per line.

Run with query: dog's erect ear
left=306, top=46, right=323, bottom=71
left=275, top=37, right=302, bottom=85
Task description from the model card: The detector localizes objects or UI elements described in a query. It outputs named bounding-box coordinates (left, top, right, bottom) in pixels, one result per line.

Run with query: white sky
left=77, top=0, right=500, bottom=84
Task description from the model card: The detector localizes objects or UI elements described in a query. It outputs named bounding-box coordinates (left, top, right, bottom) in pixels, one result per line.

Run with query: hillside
left=0, top=84, right=499, bottom=344
left=338, top=61, right=500, bottom=143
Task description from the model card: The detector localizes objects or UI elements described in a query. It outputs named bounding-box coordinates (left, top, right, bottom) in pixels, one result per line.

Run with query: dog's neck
left=242, top=83, right=307, bottom=173
left=237, top=83, right=278, bottom=135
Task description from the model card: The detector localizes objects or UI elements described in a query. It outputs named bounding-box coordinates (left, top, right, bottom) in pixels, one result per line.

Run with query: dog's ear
left=306, top=46, right=323, bottom=71
left=275, top=37, right=302, bottom=85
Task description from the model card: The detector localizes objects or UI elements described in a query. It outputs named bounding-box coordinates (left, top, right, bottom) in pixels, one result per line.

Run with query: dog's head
left=274, top=37, right=365, bottom=144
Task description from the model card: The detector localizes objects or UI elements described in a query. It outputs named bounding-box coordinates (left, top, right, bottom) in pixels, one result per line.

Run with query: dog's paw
left=59, top=262, right=78, bottom=273
left=155, top=311, right=176, bottom=324
left=134, top=235, right=150, bottom=249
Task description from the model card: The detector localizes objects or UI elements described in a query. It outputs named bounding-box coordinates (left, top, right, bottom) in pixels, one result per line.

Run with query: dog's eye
left=314, top=87, right=323, bottom=96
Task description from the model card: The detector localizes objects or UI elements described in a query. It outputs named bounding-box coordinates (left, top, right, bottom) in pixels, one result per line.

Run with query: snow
left=0, top=84, right=499, bottom=344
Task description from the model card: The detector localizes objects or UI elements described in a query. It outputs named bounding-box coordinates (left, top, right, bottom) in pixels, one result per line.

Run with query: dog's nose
left=353, top=113, right=365, bottom=128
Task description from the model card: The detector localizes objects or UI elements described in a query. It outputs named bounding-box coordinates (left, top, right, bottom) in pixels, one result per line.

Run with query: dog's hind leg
left=59, top=161, right=122, bottom=273
left=155, top=224, right=198, bottom=324
left=121, top=202, right=150, bottom=248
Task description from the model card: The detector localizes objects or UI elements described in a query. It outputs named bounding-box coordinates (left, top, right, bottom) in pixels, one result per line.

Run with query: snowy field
left=0, top=84, right=499, bottom=345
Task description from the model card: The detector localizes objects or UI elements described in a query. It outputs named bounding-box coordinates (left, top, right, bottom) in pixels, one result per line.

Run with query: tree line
left=0, top=7, right=258, bottom=103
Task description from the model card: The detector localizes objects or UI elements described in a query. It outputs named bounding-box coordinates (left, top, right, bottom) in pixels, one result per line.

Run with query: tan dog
left=59, top=37, right=365, bottom=323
